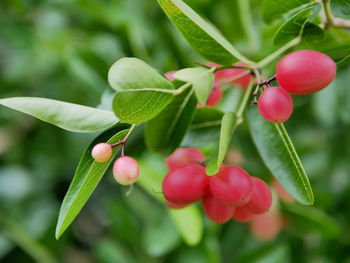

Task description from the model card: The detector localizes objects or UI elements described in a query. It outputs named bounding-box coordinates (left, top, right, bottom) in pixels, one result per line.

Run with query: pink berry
left=245, top=177, right=272, bottom=214
left=276, top=50, right=336, bottom=95
left=162, top=163, right=209, bottom=204
left=197, top=87, right=223, bottom=108
left=209, top=165, right=253, bottom=207
left=232, top=207, right=254, bottom=222
left=91, top=143, right=112, bottom=163
left=258, top=86, right=293, bottom=123
left=113, top=156, right=140, bottom=185
left=165, top=148, right=205, bottom=170
left=249, top=213, right=283, bottom=241
left=206, top=87, right=223, bottom=107
left=165, top=71, right=177, bottom=81
left=165, top=198, right=189, bottom=209
left=202, top=192, right=235, bottom=224
left=214, top=62, right=252, bottom=88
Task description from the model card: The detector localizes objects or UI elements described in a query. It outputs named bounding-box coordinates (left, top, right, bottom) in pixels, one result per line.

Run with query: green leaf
left=168, top=206, right=203, bottom=246
left=173, top=67, right=215, bottom=105
left=283, top=203, right=340, bottom=238
left=206, top=112, right=237, bottom=175
left=108, top=57, right=175, bottom=124
left=142, top=218, right=180, bottom=257
left=247, top=107, right=314, bottom=205
left=55, top=125, right=130, bottom=239
left=182, top=107, right=224, bottom=148
left=302, top=22, right=326, bottom=43
left=336, top=53, right=350, bottom=68
left=331, top=0, right=350, bottom=17
left=145, top=83, right=197, bottom=155
left=262, top=0, right=313, bottom=23
left=157, top=0, right=250, bottom=65
left=234, top=242, right=290, bottom=263
left=273, top=5, right=317, bottom=45
left=0, top=97, right=119, bottom=133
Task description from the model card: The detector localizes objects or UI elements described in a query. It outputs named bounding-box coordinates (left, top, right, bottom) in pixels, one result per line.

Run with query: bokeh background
left=1, top=0, right=350, bottom=262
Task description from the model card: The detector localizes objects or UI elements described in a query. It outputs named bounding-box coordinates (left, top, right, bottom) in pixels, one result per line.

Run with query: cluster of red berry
left=258, top=50, right=336, bottom=123
left=162, top=148, right=272, bottom=224
left=166, top=50, right=336, bottom=124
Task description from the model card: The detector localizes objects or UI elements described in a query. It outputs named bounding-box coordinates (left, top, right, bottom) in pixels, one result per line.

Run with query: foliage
left=0, top=0, right=350, bottom=262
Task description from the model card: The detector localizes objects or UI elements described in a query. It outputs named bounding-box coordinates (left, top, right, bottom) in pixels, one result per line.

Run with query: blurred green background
left=1, top=0, right=350, bottom=262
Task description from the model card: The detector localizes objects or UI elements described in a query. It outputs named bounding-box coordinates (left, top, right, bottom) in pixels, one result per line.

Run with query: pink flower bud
left=91, top=143, right=112, bottom=163
left=113, top=156, right=140, bottom=185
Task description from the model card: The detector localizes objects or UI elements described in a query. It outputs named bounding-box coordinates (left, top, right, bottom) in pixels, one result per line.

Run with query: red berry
left=113, top=156, right=140, bottom=185
left=215, top=62, right=252, bottom=88
left=245, top=177, right=272, bottom=214
left=198, top=87, right=223, bottom=107
left=250, top=213, right=283, bottom=241
left=258, top=86, right=293, bottom=123
left=165, top=148, right=205, bottom=170
left=162, top=163, right=209, bottom=204
left=91, top=143, right=112, bottom=163
left=232, top=207, right=254, bottom=222
left=209, top=165, right=253, bottom=207
left=165, top=71, right=176, bottom=81
left=165, top=198, right=189, bottom=209
left=202, top=192, right=235, bottom=224
left=276, top=50, right=336, bottom=95
left=205, top=87, right=222, bottom=107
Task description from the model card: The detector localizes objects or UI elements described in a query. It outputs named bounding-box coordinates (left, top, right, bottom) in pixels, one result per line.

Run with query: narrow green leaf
left=157, top=0, right=250, bottom=65
left=262, top=0, right=312, bottom=23
left=182, top=107, right=224, bottom=147
left=168, top=206, right=203, bottom=246
left=0, top=97, right=118, bottom=133
left=145, top=83, right=197, bottom=155
left=247, top=107, right=314, bottom=205
left=206, top=112, right=237, bottom=175
left=283, top=203, right=340, bottom=237
left=336, top=53, right=350, bottom=68
left=331, top=0, right=350, bottom=17
left=273, top=5, right=317, bottom=45
left=173, top=67, right=215, bottom=105
left=302, top=22, right=326, bottom=43
left=55, top=125, right=130, bottom=239
left=142, top=218, right=180, bottom=257
left=108, top=57, right=175, bottom=124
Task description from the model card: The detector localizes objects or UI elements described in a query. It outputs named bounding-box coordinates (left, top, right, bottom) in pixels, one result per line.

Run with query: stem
left=332, top=18, right=350, bottom=29
left=236, top=80, right=254, bottom=118
left=195, top=63, right=252, bottom=70
left=110, top=124, right=138, bottom=148
left=252, top=69, right=263, bottom=103
left=259, top=75, right=276, bottom=86
left=216, top=70, right=252, bottom=86
left=126, top=184, right=134, bottom=196
left=257, top=37, right=301, bottom=68
left=322, top=0, right=334, bottom=26
left=322, top=0, right=350, bottom=29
